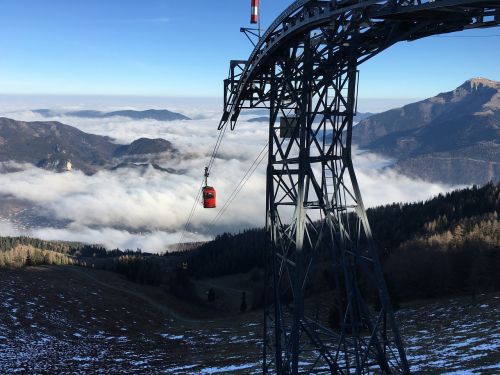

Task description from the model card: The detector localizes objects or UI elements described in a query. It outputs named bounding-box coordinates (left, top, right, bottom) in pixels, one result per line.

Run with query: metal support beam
left=262, top=29, right=410, bottom=374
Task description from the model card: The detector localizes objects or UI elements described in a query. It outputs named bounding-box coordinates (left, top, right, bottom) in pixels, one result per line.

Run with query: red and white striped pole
left=250, top=0, right=259, bottom=24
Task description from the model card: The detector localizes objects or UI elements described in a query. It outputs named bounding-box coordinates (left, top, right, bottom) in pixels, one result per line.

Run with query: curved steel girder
left=219, top=0, right=500, bottom=130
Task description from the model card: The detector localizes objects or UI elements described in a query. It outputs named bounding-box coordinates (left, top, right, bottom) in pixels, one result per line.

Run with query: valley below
left=0, top=266, right=498, bottom=374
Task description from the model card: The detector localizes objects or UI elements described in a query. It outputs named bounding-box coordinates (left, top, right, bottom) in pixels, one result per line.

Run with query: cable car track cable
left=177, top=122, right=230, bottom=247
left=178, top=180, right=204, bottom=247
left=210, top=142, right=269, bottom=227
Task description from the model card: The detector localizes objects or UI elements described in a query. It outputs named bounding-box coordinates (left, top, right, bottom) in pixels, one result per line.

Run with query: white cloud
left=0, top=220, right=20, bottom=237
left=0, top=105, right=460, bottom=251
left=353, top=161, right=456, bottom=208
left=30, top=225, right=208, bottom=252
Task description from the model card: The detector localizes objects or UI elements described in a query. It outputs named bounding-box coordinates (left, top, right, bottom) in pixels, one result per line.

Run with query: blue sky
left=0, top=0, right=498, bottom=99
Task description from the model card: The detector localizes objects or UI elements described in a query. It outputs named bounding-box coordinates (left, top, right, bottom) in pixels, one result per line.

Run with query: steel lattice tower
left=217, top=1, right=500, bottom=373
left=261, top=33, right=408, bottom=374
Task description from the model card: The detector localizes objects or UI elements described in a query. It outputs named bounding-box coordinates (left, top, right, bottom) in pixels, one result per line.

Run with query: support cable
left=210, top=141, right=269, bottom=227
left=177, top=180, right=204, bottom=248
left=177, top=123, right=228, bottom=248
left=178, top=0, right=268, bottom=246
left=432, top=34, right=500, bottom=37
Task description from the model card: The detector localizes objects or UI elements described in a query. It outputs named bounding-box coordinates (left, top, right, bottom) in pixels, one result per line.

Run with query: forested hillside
left=186, top=183, right=500, bottom=302
left=0, top=245, right=74, bottom=268
left=0, top=237, right=113, bottom=267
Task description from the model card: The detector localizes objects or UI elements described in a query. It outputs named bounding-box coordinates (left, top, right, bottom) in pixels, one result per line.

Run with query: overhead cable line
left=178, top=179, right=204, bottom=247
left=210, top=141, right=269, bottom=227
left=177, top=123, right=228, bottom=247
left=432, top=34, right=500, bottom=37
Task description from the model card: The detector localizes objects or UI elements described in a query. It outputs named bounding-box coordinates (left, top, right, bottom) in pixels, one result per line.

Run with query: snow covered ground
left=399, top=297, right=500, bottom=373
left=0, top=266, right=498, bottom=374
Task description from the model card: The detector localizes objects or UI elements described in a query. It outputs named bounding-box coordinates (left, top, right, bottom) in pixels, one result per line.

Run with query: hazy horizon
left=0, top=94, right=422, bottom=115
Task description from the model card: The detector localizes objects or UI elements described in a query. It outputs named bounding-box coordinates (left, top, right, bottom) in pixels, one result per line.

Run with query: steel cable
left=177, top=123, right=228, bottom=248
left=210, top=142, right=269, bottom=227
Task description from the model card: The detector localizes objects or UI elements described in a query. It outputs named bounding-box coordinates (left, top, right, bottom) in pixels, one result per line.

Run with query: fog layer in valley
left=0, top=99, right=456, bottom=251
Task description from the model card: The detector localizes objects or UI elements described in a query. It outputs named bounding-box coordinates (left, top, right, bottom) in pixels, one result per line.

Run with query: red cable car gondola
left=203, top=186, right=216, bottom=208
left=202, top=167, right=216, bottom=208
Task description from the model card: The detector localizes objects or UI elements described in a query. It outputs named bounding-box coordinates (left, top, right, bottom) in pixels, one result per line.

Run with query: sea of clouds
left=0, top=98, right=457, bottom=252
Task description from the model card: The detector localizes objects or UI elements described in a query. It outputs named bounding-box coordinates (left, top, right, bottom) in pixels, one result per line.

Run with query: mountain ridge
left=0, top=117, right=177, bottom=174
left=353, top=78, right=500, bottom=185
left=32, top=108, right=191, bottom=122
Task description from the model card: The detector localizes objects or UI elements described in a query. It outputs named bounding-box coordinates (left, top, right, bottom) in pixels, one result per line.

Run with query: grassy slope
left=0, top=266, right=498, bottom=373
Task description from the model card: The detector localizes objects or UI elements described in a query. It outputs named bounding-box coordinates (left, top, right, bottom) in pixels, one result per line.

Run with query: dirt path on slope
left=65, top=266, right=203, bottom=324
left=196, top=279, right=252, bottom=294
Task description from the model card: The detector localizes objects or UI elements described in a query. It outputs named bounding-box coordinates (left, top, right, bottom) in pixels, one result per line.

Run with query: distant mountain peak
left=463, top=77, right=499, bottom=90
left=113, top=137, right=176, bottom=157
left=457, top=78, right=500, bottom=113
left=430, top=78, right=499, bottom=106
